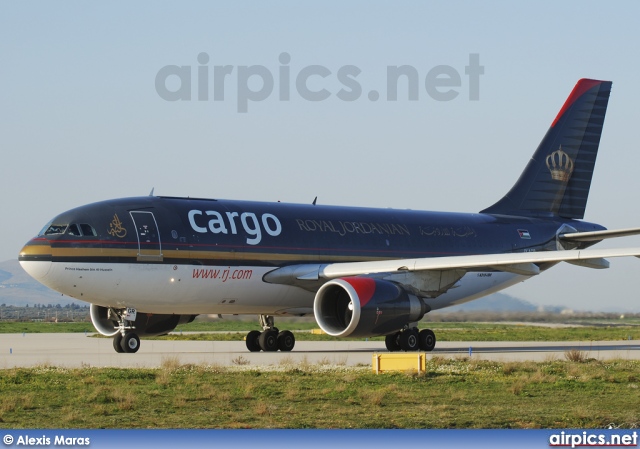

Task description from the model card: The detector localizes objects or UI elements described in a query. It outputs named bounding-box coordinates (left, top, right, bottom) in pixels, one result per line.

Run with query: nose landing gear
left=109, top=308, right=141, bottom=353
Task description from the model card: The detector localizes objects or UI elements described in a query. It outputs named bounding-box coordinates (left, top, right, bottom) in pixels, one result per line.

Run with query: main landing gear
left=245, top=315, right=296, bottom=352
left=384, top=327, right=436, bottom=352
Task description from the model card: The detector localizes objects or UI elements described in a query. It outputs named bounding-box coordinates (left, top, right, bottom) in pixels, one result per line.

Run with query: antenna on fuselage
left=149, top=187, right=155, bottom=196
left=312, top=196, right=317, bottom=205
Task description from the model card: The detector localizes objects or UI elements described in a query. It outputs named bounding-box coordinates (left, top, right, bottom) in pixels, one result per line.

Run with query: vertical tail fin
left=481, top=79, right=612, bottom=219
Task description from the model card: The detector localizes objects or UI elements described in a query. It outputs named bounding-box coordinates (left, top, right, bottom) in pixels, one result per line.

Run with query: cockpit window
left=43, top=224, right=68, bottom=235
left=66, top=223, right=97, bottom=237
left=39, top=222, right=97, bottom=237
left=79, top=224, right=97, bottom=236
left=67, top=224, right=81, bottom=236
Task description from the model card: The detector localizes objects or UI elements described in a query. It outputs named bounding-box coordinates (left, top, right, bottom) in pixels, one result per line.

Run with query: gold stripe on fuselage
left=19, top=244, right=52, bottom=257
left=22, top=244, right=393, bottom=264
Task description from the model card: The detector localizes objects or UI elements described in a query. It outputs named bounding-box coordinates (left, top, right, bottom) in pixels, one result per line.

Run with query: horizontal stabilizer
left=560, top=227, right=640, bottom=242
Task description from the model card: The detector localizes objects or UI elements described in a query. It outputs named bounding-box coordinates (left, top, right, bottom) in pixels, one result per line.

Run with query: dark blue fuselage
left=18, top=196, right=606, bottom=267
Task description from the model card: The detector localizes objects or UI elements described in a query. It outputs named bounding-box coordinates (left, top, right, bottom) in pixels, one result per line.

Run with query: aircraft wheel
left=419, top=329, right=436, bottom=352
left=246, top=330, right=262, bottom=352
left=121, top=332, right=140, bottom=353
left=277, top=330, right=295, bottom=352
left=399, top=328, right=419, bottom=351
left=259, top=329, right=278, bottom=352
left=385, top=333, right=401, bottom=352
left=113, top=333, right=125, bottom=353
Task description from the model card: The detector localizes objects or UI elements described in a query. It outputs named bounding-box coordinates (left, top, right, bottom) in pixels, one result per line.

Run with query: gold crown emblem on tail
left=545, top=146, right=574, bottom=182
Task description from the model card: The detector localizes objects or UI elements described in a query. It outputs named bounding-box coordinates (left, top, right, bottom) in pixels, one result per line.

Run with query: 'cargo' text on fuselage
left=188, top=209, right=282, bottom=245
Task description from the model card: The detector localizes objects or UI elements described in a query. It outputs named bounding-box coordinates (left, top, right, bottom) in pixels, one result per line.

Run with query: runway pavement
left=1, top=333, right=639, bottom=369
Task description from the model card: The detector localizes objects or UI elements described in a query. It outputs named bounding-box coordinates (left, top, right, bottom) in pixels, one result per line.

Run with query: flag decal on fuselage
left=518, top=229, right=531, bottom=239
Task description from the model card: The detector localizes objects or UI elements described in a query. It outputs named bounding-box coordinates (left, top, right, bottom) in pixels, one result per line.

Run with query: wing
left=318, top=246, right=640, bottom=277
left=264, top=246, right=640, bottom=295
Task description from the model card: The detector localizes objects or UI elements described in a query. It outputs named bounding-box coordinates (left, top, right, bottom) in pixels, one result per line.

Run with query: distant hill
left=0, top=259, right=84, bottom=307
left=441, top=293, right=564, bottom=313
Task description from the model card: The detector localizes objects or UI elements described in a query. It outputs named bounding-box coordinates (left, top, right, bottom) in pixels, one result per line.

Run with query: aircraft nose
left=19, top=238, right=53, bottom=281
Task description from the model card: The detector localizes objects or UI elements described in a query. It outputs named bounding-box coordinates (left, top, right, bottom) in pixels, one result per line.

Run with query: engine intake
left=90, top=304, right=196, bottom=337
left=313, top=277, right=426, bottom=338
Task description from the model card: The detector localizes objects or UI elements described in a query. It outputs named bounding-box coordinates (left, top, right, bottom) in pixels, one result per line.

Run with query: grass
left=0, top=322, right=94, bottom=334
left=0, top=358, right=638, bottom=428
left=150, top=322, right=640, bottom=343
left=2, top=320, right=639, bottom=342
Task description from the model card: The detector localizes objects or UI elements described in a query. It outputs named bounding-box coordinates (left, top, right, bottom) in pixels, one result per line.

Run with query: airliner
left=19, top=78, right=640, bottom=354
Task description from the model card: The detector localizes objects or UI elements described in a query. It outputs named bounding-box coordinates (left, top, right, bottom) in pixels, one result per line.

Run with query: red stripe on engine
left=342, top=277, right=376, bottom=307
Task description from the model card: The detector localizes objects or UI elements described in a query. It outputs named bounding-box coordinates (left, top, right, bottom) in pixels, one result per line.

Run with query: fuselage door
left=130, top=211, right=163, bottom=262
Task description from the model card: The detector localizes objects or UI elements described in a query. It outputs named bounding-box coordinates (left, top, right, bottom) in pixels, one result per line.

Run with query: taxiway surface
left=1, top=333, right=639, bottom=368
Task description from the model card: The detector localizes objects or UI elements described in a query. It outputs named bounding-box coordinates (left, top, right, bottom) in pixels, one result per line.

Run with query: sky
left=2, top=1, right=640, bottom=312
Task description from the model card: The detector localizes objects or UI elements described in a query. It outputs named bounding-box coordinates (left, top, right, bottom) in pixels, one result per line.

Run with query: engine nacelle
left=90, top=304, right=196, bottom=337
left=313, top=277, right=426, bottom=338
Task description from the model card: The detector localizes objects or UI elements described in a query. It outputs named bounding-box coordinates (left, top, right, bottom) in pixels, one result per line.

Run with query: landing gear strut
left=385, top=327, right=436, bottom=352
left=109, top=308, right=141, bottom=354
left=245, top=315, right=296, bottom=352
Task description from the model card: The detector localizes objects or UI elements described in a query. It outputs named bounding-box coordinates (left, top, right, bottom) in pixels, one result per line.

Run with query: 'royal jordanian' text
left=296, top=219, right=410, bottom=237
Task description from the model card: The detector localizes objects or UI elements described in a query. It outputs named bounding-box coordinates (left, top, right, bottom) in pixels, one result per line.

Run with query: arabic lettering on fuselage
left=419, top=226, right=477, bottom=238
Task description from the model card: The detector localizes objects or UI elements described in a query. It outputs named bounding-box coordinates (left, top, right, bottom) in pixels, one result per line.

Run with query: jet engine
left=313, top=277, right=427, bottom=338
left=90, top=304, right=196, bottom=337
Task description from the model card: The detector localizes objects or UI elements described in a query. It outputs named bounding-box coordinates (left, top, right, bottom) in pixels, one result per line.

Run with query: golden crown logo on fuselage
left=108, top=213, right=127, bottom=238
left=545, top=145, right=574, bottom=182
